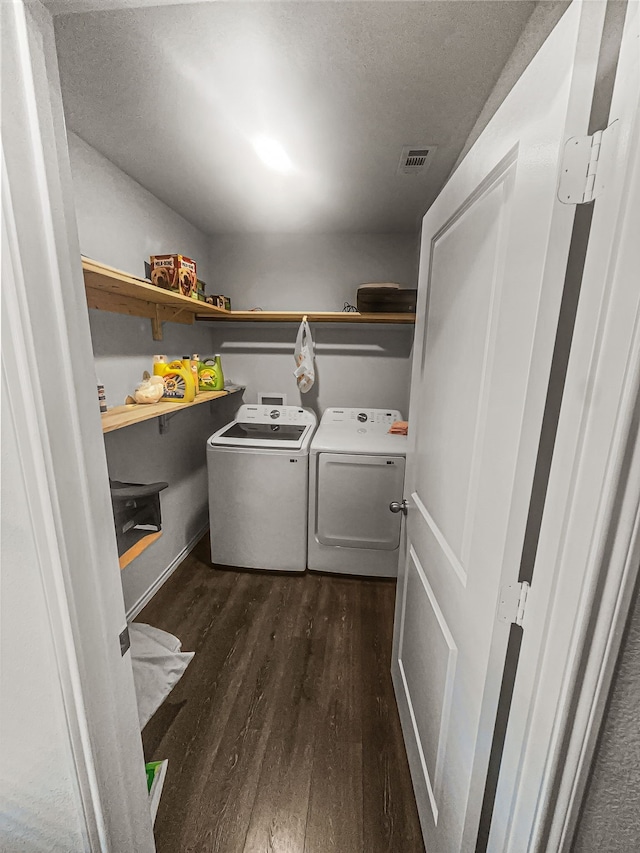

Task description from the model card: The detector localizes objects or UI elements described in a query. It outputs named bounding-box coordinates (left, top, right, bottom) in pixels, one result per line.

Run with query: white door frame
left=4, top=1, right=638, bottom=850
left=2, top=1, right=155, bottom=849
left=488, top=2, right=640, bottom=849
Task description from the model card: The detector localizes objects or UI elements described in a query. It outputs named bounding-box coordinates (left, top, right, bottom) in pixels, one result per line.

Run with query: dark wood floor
left=140, top=536, right=425, bottom=853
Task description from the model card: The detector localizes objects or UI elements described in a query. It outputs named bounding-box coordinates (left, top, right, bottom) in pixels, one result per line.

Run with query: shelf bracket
left=151, top=306, right=163, bottom=341
left=158, top=409, right=182, bottom=434
left=151, top=305, right=191, bottom=341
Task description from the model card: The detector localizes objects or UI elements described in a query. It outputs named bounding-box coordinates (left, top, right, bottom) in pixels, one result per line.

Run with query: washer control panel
left=320, top=407, right=402, bottom=431
left=237, top=404, right=316, bottom=425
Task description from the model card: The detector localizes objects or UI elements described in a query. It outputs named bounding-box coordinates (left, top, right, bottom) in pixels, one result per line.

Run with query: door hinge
left=558, top=120, right=618, bottom=205
left=497, top=581, right=530, bottom=628
left=119, top=624, right=131, bottom=656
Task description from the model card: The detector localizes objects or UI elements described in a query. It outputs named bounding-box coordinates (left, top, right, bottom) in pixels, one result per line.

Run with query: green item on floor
left=145, top=760, right=164, bottom=793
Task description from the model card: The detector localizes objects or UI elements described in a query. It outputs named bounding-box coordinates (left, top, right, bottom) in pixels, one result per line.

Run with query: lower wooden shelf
left=101, top=389, right=234, bottom=433
left=119, top=530, right=162, bottom=570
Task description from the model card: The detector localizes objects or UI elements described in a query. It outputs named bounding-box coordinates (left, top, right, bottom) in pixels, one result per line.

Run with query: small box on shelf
left=149, top=254, right=197, bottom=298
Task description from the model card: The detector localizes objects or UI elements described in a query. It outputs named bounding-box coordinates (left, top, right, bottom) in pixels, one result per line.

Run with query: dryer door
left=316, top=453, right=405, bottom=549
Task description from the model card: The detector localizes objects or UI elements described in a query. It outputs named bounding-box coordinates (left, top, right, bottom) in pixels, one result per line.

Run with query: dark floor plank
left=304, top=578, right=364, bottom=853
left=361, top=583, right=426, bottom=853
left=179, top=579, right=297, bottom=853
left=145, top=569, right=283, bottom=850
left=242, top=579, right=326, bottom=853
left=138, top=541, right=424, bottom=853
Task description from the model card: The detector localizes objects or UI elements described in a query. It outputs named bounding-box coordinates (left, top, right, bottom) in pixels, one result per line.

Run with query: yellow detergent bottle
left=153, top=354, right=167, bottom=376
left=159, top=359, right=195, bottom=402
left=181, top=355, right=198, bottom=398
left=198, top=354, right=224, bottom=391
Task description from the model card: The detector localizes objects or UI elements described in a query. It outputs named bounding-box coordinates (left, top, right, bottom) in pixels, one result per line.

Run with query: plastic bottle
left=213, top=354, right=224, bottom=391
left=190, top=353, right=200, bottom=396
left=161, top=360, right=195, bottom=402
left=97, top=383, right=107, bottom=413
left=153, top=354, right=167, bottom=376
left=182, top=355, right=197, bottom=399
left=198, top=354, right=224, bottom=391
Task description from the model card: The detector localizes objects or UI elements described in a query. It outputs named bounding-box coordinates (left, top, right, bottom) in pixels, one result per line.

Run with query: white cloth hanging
left=293, top=317, right=315, bottom=393
left=129, top=623, right=194, bottom=729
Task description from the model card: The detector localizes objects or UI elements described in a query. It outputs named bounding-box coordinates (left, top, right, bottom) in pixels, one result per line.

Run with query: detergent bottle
left=212, top=354, right=224, bottom=391
left=181, top=356, right=198, bottom=398
left=198, top=354, right=224, bottom=392
left=159, top=359, right=195, bottom=402
left=152, top=354, right=167, bottom=376
left=190, top=354, right=200, bottom=396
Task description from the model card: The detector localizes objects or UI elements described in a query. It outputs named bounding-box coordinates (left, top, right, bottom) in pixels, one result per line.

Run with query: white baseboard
left=126, top=524, right=208, bottom=622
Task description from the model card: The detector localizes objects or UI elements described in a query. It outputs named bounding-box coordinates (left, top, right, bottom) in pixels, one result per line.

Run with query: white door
left=391, top=2, right=607, bottom=850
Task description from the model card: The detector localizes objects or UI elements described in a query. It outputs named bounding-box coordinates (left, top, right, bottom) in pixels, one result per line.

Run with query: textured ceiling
left=54, top=1, right=537, bottom=234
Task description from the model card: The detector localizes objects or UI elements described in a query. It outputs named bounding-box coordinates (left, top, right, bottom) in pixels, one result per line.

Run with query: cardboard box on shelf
left=209, top=294, right=231, bottom=311
left=150, top=254, right=197, bottom=298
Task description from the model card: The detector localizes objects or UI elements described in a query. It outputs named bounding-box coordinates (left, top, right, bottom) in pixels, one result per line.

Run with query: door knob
left=389, top=500, right=408, bottom=516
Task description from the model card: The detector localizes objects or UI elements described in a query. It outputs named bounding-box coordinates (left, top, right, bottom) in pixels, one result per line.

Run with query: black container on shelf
left=110, top=480, right=168, bottom=557
left=356, top=284, right=417, bottom=313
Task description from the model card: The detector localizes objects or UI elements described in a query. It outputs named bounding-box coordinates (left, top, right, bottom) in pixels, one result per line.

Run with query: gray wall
left=208, top=233, right=418, bottom=416
left=68, top=132, right=237, bottom=614
left=69, top=131, right=217, bottom=407
left=572, top=575, right=640, bottom=852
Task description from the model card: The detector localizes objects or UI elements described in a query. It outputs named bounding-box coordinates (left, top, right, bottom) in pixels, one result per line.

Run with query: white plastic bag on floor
left=129, top=623, right=194, bottom=729
left=293, top=318, right=315, bottom=393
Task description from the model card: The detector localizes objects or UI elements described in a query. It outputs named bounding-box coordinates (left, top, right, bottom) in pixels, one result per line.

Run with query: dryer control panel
left=236, top=404, right=316, bottom=425
left=320, top=408, right=402, bottom=430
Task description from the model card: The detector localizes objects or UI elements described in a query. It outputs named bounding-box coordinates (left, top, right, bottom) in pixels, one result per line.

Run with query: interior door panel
left=391, top=3, right=606, bottom=850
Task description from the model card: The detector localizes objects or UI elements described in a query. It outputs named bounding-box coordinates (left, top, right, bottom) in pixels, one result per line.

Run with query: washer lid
left=311, top=428, right=408, bottom=455
left=218, top=422, right=307, bottom=442
left=311, top=408, right=407, bottom=455
left=208, top=404, right=317, bottom=449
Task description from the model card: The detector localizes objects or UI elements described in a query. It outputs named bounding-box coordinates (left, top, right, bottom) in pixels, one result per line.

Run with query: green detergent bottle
left=198, top=354, right=225, bottom=391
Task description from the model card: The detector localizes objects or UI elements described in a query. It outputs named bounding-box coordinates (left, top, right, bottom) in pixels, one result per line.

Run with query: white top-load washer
left=207, top=404, right=317, bottom=572
left=308, top=408, right=408, bottom=577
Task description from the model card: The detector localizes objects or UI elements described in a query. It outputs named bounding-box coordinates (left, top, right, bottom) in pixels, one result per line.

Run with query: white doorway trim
left=488, top=2, right=640, bottom=848
left=2, top=1, right=155, bottom=849
left=2, top=148, right=106, bottom=852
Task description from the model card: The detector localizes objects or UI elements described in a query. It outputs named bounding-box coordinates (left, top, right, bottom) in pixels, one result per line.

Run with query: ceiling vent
left=397, top=145, right=436, bottom=176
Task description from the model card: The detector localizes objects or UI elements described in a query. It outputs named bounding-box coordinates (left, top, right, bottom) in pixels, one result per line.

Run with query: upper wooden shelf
left=82, top=257, right=416, bottom=332
left=82, top=256, right=230, bottom=340
left=101, top=389, right=233, bottom=434
left=195, top=310, right=416, bottom=324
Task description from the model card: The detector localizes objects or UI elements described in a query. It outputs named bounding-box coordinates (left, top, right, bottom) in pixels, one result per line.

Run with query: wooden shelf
left=82, top=256, right=230, bottom=340
left=81, top=257, right=415, bottom=331
left=102, top=390, right=233, bottom=433
left=119, top=530, right=162, bottom=570
left=195, top=310, right=415, bottom=324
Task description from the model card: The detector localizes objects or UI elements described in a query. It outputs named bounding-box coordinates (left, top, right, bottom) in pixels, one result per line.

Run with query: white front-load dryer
left=207, top=404, right=317, bottom=572
left=308, top=408, right=407, bottom=577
